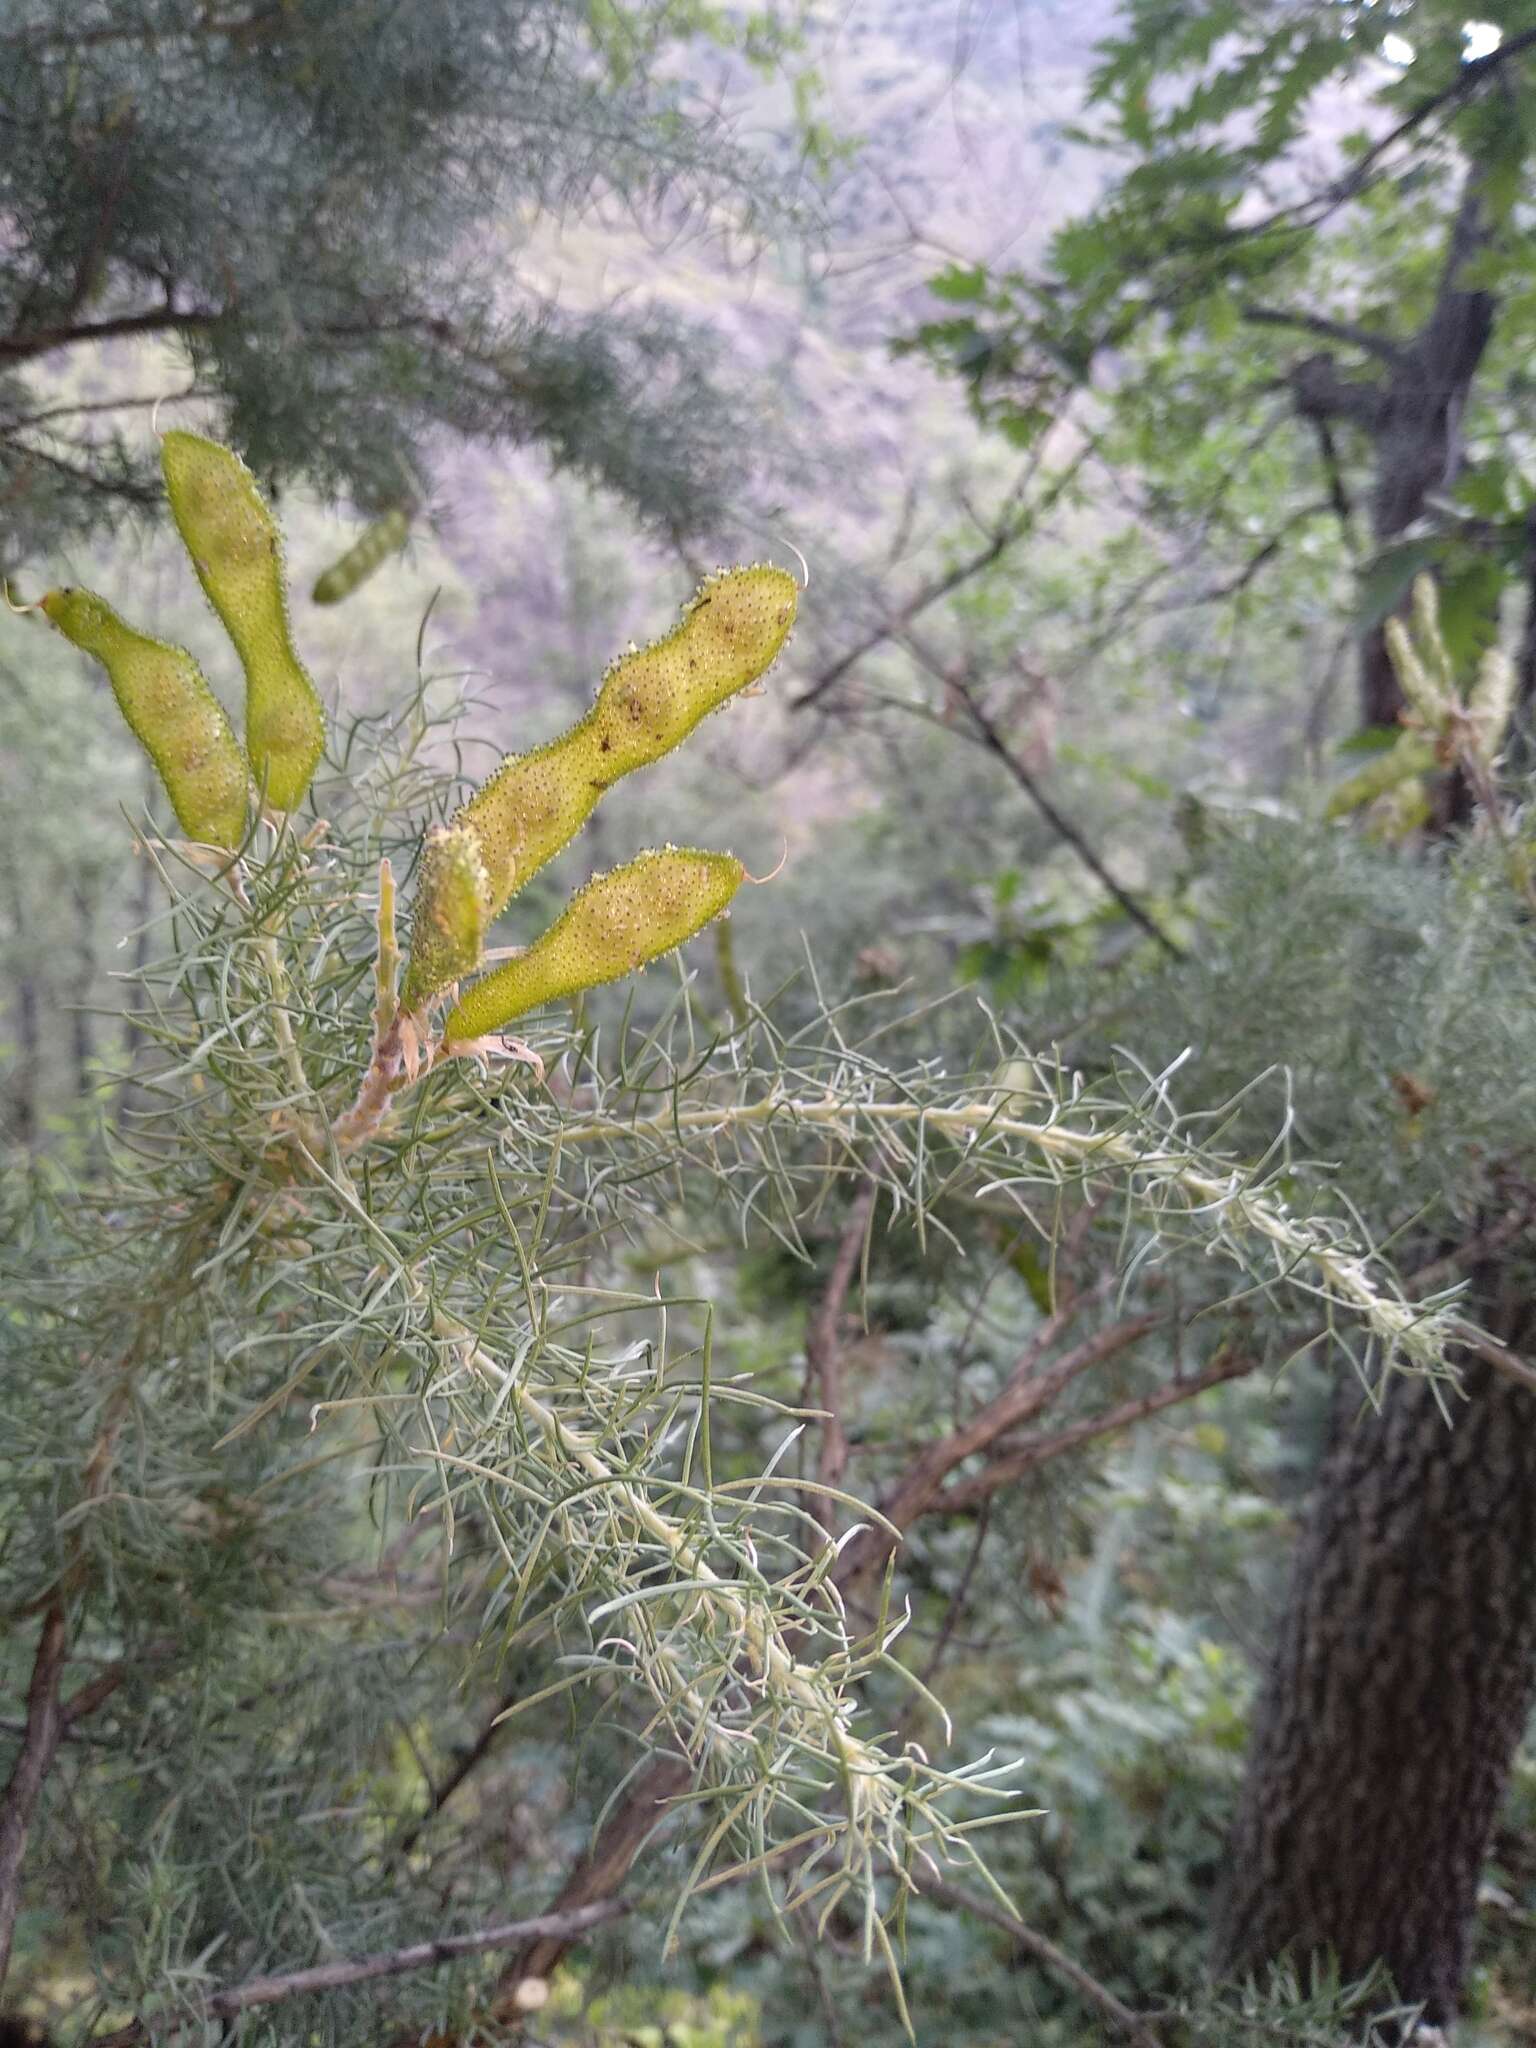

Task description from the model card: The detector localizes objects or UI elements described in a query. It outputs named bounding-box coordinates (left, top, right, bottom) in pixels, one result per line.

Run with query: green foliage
left=0, top=0, right=797, bottom=557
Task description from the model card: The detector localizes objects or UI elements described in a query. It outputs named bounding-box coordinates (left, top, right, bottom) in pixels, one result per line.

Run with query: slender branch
left=87, top=1901, right=629, bottom=2046
left=0, top=1604, right=68, bottom=1990
left=949, top=674, right=1185, bottom=959
left=0, top=308, right=217, bottom=365
left=835, top=1310, right=1163, bottom=1589
left=940, top=1346, right=1256, bottom=1513
left=1242, top=303, right=1402, bottom=364
left=790, top=448, right=1093, bottom=712
left=916, top=1874, right=1162, bottom=2047
left=805, top=1182, right=876, bottom=1534
left=395, top=1681, right=520, bottom=1859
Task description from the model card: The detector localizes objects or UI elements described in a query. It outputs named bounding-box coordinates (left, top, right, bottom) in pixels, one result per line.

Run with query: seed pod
left=1385, top=613, right=1451, bottom=731
left=456, top=565, right=797, bottom=919
left=160, top=431, right=325, bottom=812
left=587, top=564, right=799, bottom=778
left=1323, top=733, right=1436, bottom=821
left=1464, top=647, right=1517, bottom=765
left=312, top=508, right=412, bottom=606
left=1408, top=575, right=1455, bottom=709
left=400, top=823, right=491, bottom=1009
left=41, top=586, right=248, bottom=847
left=443, top=847, right=744, bottom=1043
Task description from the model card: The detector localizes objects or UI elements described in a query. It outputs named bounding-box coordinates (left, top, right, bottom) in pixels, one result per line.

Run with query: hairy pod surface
left=443, top=847, right=744, bottom=1042
left=41, top=587, right=249, bottom=847
left=160, top=431, right=325, bottom=811
left=312, top=508, right=411, bottom=606
left=401, top=823, right=491, bottom=1008
left=456, top=565, right=797, bottom=918
left=587, top=564, right=798, bottom=778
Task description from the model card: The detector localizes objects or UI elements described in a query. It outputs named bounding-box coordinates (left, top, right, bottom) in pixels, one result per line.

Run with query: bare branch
left=941, top=1346, right=1257, bottom=1513
left=1243, top=303, right=1402, bottom=364
left=916, top=1874, right=1163, bottom=2047
left=88, top=1902, right=630, bottom=2046
left=0, top=308, right=217, bottom=366
left=945, top=669, right=1185, bottom=960
left=835, top=1309, right=1164, bottom=1590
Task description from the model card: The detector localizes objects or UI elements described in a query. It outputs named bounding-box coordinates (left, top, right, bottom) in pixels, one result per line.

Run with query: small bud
left=401, top=824, right=491, bottom=1007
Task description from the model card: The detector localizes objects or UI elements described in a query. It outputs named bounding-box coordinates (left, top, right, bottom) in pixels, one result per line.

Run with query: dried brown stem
left=940, top=1345, right=1256, bottom=1513
left=833, top=1309, right=1163, bottom=1590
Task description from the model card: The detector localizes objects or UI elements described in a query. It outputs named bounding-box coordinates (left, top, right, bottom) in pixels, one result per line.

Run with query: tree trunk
left=1213, top=1326, right=1536, bottom=2021
left=1216, top=172, right=1535, bottom=2025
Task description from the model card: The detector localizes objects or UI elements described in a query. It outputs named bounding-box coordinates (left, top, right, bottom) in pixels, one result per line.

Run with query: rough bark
left=1214, top=1292, right=1536, bottom=2021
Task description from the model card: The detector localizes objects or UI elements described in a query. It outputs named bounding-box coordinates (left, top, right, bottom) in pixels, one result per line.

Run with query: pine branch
left=87, top=1901, right=630, bottom=2046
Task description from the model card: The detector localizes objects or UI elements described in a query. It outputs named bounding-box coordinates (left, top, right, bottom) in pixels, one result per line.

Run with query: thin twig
left=940, top=1347, right=1256, bottom=1513
left=916, top=1874, right=1162, bottom=2047
left=87, top=1901, right=629, bottom=2045
left=805, top=1182, right=877, bottom=1536
left=949, top=672, right=1184, bottom=959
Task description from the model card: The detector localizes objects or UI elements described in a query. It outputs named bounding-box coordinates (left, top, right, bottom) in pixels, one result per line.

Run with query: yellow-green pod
left=1324, top=733, right=1436, bottom=820
left=41, top=586, right=248, bottom=848
left=455, top=565, right=797, bottom=920
left=443, top=847, right=744, bottom=1042
left=1465, top=647, right=1517, bottom=764
left=400, top=823, right=491, bottom=1008
left=456, top=725, right=609, bottom=920
left=312, top=508, right=411, bottom=606
left=588, top=565, right=798, bottom=778
left=160, top=430, right=325, bottom=812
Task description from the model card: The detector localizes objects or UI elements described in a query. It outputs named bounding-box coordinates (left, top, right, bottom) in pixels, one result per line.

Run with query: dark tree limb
left=1243, top=303, right=1402, bottom=365
left=940, top=1345, right=1256, bottom=1513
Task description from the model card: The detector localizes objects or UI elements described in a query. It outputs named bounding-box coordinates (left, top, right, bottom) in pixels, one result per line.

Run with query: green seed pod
left=160, top=430, right=325, bottom=813
left=312, top=508, right=412, bottom=606
left=457, top=728, right=609, bottom=922
left=457, top=565, right=797, bottom=919
left=1385, top=608, right=1452, bottom=731
left=587, top=564, right=799, bottom=778
left=1324, top=733, right=1436, bottom=820
left=400, top=823, right=491, bottom=1009
left=41, top=586, right=248, bottom=847
left=1465, top=647, right=1518, bottom=765
left=443, top=847, right=744, bottom=1043
left=1409, top=575, right=1456, bottom=703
